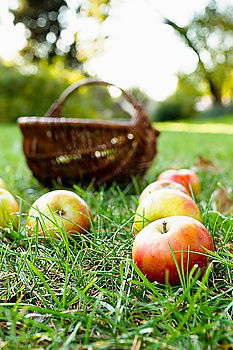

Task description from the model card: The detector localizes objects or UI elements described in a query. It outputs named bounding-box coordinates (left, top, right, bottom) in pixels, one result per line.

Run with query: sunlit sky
left=0, top=0, right=231, bottom=100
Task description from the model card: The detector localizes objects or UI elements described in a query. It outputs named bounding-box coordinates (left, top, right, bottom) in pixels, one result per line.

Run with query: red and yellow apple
left=0, top=188, right=19, bottom=228
left=0, top=178, right=7, bottom=190
left=139, top=179, right=189, bottom=203
left=27, top=190, right=91, bottom=239
left=158, top=169, right=200, bottom=196
left=132, top=216, right=214, bottom=285
left=133, top=188, right=201, bottom=234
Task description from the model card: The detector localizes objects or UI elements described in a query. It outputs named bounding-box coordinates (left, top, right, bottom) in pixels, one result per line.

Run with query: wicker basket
left=18, top=78, right=160, bottom=185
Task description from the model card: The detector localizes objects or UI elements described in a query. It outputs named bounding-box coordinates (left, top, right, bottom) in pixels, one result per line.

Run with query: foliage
left=151, top=76, right=201, bottom=122
left=175, top=73, right=205, bottom=106
left=151, top=70, right=206, bottom=121
left=152, top=100, right=186, bottom=122
left=12, top=0, right=111, bottom=66
left=0, top=125, right=232, bottom=348
left=128, top=87, right=151, bottom=106
left=0, top=61, right=69, bottom=123
left=199, top=103, right=233, bottom=119
left=165, top=0, right=233, bottom=105
left=0, top=60, right=132, bottom=123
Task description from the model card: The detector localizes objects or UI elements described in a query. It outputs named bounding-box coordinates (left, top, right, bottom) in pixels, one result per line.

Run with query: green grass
left=0, top=124, right=232, bottom=349
left=157, top=115, right=233, bottom=124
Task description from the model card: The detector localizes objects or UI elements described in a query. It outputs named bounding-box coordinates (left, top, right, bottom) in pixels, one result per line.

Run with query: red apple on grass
left=158, top=169, right=200, bottom=196
left=132, top=216, right=214, bottom=285
left=133, top=188, right=201, bottom=234
left=27, top=190, right=91, bottom=239
left=0, top=188, right=19, bottom=228
left=139, top=179, right=189, bottom=203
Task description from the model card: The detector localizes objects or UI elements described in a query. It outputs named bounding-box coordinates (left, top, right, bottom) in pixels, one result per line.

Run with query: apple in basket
left=27, top=190, right=91, bottom=239
left=158, top=169, right=200, bottom=196
left=133, top=188, right=201, bottom=234
left=132, top=216, right=214, bottom=285
left=139, top=179, right=189, bottom=203
left=0, top=188, right=19, bottom=228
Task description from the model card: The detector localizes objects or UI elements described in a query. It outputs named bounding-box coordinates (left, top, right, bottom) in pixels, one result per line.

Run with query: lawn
left=0, top=124, right=232, bottom=349
left=164, top=115, right=233, bottom=124
left=153, top=115, right=233, bottom=135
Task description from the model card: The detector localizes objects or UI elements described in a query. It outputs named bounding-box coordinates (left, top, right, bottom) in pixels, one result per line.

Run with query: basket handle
left=44, top=77, right=144, bottom=123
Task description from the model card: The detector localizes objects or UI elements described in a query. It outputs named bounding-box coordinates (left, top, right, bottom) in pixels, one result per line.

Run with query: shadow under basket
left=18, top=78, right=160, bottom=186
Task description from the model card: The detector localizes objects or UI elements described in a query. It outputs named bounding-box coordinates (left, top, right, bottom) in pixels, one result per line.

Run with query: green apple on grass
left=27, top=190, right=91, bottom=239
left=139, top=179, right=189, bottom=203
left=133, top=188, right=201, bottom=234
left=0, top=188, right=19, bottom=228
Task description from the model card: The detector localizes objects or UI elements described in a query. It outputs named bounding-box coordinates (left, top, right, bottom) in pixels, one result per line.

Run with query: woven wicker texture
left=18, top=78, right=160, bottom=185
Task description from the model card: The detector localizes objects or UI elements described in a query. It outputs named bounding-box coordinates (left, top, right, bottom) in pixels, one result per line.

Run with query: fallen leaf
left=192, top=156, right=220, bottom=173
left=212, top=187, right=233, bottom=215
left=226, top=242, right=233, bottom=254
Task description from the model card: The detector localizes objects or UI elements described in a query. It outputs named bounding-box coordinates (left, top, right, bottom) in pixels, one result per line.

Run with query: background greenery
left=12, top=0, right=110, bottom=66
left=0, top=0, right=232, bottom=124
left=0, top=61, right=133, bottom=123
left=1, top=60, right=232, bottom=124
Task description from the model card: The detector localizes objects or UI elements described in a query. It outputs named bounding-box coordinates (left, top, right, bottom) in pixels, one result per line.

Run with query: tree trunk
left=164, top=18, right=223, bottom=106
left=207, top=78, right=222, bottom=105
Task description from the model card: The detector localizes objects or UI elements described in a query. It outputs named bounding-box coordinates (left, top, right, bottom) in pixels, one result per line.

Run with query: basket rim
left=17, top=116, right=139, bottom=128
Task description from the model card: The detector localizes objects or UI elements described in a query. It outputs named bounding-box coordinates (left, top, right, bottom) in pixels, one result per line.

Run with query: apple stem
left=55, top=209, right=65, bottom=216
left=162, top=221, right=168, bottom=234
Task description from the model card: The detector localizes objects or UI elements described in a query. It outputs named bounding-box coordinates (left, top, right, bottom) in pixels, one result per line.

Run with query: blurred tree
left=128, top=87, right=151, bottom=106
left=173, top=73, right=205, bottom=113
left=164, top=0, right=233, bottom=106
left=152, top=72, right=206, bottom=121
left=12, top=0, right=111, bottom=67
left=0, top=60, right=131, bottom=123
